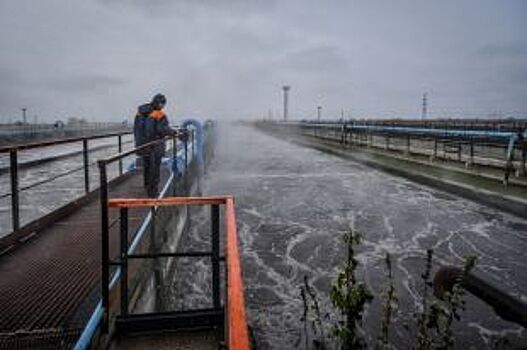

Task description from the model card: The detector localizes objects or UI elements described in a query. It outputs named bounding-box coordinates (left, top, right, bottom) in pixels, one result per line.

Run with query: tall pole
left=21, top=108, right=27, bottom=124
left=282, top=85, right=290, bottom=121
left=421, top=93, right=427, bottom=120
left=317, top=106, right=322, bottom=122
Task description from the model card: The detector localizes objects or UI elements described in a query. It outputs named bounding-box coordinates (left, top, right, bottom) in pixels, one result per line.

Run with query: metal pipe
left=128, top=251, right=213, bottom=259
left=434, top=267, right=527, bottom=328
left=300, top=122, right=527, bottom=141
left=10, top=150, right=19, bottom=231
left=83, top=139, right=89, bottom=193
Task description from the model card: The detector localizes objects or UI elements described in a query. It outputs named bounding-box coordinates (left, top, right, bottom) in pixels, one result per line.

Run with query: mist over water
left=179, top=123, right=527, bottom=349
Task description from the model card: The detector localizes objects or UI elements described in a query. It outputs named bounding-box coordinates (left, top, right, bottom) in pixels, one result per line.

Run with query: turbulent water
left=175, top=124, right=527, bottom=349
left=3, top=125, right=526, bottom=348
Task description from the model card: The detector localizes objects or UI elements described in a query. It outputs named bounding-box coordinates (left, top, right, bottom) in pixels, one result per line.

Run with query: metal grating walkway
left=0, top=172, right=153, bottom=348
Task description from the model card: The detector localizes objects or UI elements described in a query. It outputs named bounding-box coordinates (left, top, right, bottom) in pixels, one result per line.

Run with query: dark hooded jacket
left=134, top=103, right=174, bottom=155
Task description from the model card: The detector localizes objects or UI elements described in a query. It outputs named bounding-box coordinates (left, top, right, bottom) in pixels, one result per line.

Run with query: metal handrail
left=276, top=120, right=527, bottom=182
left=0, top=130, right=131, bottom=153
left=1, top=131, right=132, bottom=233
left=225, top=196, right=250, bottom=350
left=75, top=123, right=206, bottom=350
left=103, top=196, right=249, bottom=350
left=97, top=136, right=170, bottom=166
left=0, top=163, right=87, bottom=199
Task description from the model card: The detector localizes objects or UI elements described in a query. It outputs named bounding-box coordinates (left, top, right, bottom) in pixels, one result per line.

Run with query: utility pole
left=317, top=106, right=322, bottom=122
left=282, top=85, right=290, bottom=121
left=421, top=93, right=427, bottom=120
left=21, top=108, right=27, bottom=124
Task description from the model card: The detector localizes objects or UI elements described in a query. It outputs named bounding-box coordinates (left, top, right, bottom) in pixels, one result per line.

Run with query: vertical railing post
left=223, top=235, right=229, bottom=346
left=191, top=129, right=195, bottom=159
left=118, top=135, right=123, bottom=176
left=172, top=136, right=177, bottom=196
left=98, top=160, right=110, bottom=332
left=211, top=204, right=220, bottom=309
left=9, top=149, right=19, bottom=232
left=184, top=139, right=188, bottom=170
left=521, top=137, right=526, bottom=176
left=83, top=139, right=90, bottom=193
left=120, top=207, right=129, bottom=316
left=172, top=136, right=177, bottom=160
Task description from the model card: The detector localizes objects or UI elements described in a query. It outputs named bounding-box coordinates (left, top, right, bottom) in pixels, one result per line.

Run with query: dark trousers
left=143, top=152, right=163, bottom=197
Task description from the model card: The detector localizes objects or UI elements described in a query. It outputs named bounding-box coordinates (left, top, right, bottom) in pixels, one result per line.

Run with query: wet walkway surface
left=184, top=124, right=527, bottom=349
left=0, top=172, right=152, bottom=348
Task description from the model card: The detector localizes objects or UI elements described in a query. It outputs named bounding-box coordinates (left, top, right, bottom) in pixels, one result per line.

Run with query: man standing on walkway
left=134, top=93, right=183, bottom=197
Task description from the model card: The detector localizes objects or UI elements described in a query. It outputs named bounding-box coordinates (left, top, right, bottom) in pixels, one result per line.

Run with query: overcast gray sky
left=0, top=0, right=526, bottom=122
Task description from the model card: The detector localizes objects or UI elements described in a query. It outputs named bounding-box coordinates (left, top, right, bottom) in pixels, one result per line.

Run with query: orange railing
left=107, top=196, right=250, bottom=350
left=225, top=196, right=250, bottom=350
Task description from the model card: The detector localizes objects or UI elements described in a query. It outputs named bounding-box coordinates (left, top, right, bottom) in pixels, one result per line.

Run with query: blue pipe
left=73, top=302, right=103, bottom=350
left=302, top=121, right=526, bottom=183
left=353, top=125, right=522, bottom=139
left=181, top=118, right=204, bottom=167
left=302, top=121, right=527, bottom=139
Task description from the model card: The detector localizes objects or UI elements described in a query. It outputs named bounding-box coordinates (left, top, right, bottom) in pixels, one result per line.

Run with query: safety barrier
left=74, top=195, right=249, bottom=350
left=74, top=121, right=239, bottom=349
left=104, top=196, right=249, bottom=350
left=0, top=131, right=132, bottom=234
left=270, top=120, right=527, bottom=185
